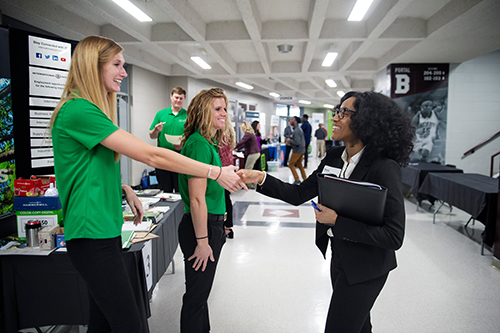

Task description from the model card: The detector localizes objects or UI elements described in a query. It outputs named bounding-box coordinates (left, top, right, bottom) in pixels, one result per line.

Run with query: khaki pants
left=317, top=140, right=326, bottom=157
left=288, top=152, right=307, bottom=181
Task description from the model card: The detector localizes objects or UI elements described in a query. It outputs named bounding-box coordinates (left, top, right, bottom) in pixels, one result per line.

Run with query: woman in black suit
left=237, top=91, right=415, bottom=333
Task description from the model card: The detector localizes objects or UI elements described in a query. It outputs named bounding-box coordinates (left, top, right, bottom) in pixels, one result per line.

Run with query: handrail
left=490, top=151, right=500, bottom=177
left=463, top=130, right=500, bottom=158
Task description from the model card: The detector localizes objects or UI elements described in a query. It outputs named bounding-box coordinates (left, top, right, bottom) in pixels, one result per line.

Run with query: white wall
left=446, top=49, right=500, bottom=175
left=128, top=65, right=169, bottom=185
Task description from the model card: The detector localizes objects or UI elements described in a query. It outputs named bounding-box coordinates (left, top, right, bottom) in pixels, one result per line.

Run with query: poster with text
left=389, top=64, right=449, bottom=164
left=10, top=28, right=76, bottom=178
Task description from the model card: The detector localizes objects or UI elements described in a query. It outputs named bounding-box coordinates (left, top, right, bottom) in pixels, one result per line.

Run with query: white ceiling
left=1, top=0, right=500, bottom=107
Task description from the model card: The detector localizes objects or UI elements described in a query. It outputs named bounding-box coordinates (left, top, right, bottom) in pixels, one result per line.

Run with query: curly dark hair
left=340, top=91, right=415, bottom=166
left=251, top=120, right=261, bottom=137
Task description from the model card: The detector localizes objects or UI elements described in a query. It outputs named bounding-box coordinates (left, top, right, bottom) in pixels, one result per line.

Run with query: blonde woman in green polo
left=177, top=88, right=230, bottom=333
left=50, top=36, right=245, bottom=333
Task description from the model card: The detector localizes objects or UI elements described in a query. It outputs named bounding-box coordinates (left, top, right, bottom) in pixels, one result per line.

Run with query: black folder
left=317, top=173, right=387, bottom=226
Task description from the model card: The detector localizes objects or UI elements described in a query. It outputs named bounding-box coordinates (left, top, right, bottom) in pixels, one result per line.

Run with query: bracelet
left=215, top=166, right=222, bottom=181
left=207, top=165, right=213, bottom=179
left=196, top=235, right=208, bottom=240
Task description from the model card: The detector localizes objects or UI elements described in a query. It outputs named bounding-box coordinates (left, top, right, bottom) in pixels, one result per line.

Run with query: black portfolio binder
left=317, top=174, right=387, bottom=226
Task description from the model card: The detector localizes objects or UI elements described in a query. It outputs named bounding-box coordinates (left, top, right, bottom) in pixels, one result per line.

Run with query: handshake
left=217, top=167, right=264, bottom=193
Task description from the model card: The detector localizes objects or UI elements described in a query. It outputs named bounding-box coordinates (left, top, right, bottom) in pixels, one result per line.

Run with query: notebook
left=317, top=173, right=387, bottom=226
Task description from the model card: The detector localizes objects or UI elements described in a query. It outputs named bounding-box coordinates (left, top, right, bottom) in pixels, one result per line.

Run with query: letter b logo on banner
left=395, top=74, right=410, bottom=94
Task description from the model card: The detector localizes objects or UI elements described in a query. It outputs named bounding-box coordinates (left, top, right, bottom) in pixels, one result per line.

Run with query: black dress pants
left=325, top=239, right=388, bottom=333
left=178, top=213, right=226, bottom=333
left=156, top=168, right=179, bottom=193
left=284, top=145, right=292, bottom=166
left=304, top=140, right=310, bottom=167
left=224, top=190, right=233, bottom=228
left=66, top=237, right=145, bottom=333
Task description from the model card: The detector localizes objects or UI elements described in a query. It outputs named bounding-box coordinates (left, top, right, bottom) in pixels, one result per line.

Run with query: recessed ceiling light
left=190, top=56, right=211, bottom=70
left=235, top=82, right=254, bottom=90
left=323, top=104, right=334, bottom=109
left=322, top=52, right=338, bottom=67
left=298, top=100, right=311, bottom=105
left=348, top=0, right=374, bottom=21
left=269, top=92, right=280, bottom=98
left=325, top=79, right=337, bottom=88
left=112, top=0, right=153, bottom=22
left=337, top=91, right=345, bottom=98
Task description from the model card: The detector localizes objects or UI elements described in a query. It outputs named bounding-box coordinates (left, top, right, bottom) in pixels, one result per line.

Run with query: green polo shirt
left=179, top=129, right=225, bottom=214
left=149, top=106, right=187, bottom=151
left=51, top=98, right=122, bottom=241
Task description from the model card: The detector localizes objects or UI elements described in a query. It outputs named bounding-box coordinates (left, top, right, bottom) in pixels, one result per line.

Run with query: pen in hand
left=311, top=200, right=322, bottom=212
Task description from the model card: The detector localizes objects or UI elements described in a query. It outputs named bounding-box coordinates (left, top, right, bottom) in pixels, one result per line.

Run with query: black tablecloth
left=0, top=200, right=184, bottom=332
left=418, top=173, right=498, bottom=246
left=401, top=162, right=464, bottom=197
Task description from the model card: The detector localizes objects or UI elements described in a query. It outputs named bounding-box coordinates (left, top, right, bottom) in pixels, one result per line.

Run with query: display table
left=418, top=173, right=498, bottom=248
left=0, top=200, right=184, bottom=332
left=401, top=162, right=463, bottom=204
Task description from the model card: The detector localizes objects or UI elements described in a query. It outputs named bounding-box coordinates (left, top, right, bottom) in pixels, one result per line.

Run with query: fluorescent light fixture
left=323, top=104, right=334, bottom=109
left=325, top=79, right=337, bottom=88
left=269, top=92, right=280, bottom=98
left=113, top=0, right=153, bottom=22
left=348, top=0, right=374, bottom=21
left=235, top=82, right=254, bottom=90
left=298, top=100, right=311, bottom=105
left=322, top=52, right=338, bottom=67
left=337, top=91, right=345, bottom=98
left=190, top=56, right=211, bottom=70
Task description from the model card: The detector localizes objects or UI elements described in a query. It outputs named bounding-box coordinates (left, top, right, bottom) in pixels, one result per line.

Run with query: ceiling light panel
left=322, top=52, right=338, bottom=67
left=298, top=100, right=311, bottom=105
left=325, top=79, right=337, bottom=88
left=235, top=82, right=254, bottom=90
left=112, top=0, right=152, bottom=22
left=348, top=0, right=374, bottom=21
left=190, top=56, right=211, bottom=70
left=269, top=92, right=280, bottom=98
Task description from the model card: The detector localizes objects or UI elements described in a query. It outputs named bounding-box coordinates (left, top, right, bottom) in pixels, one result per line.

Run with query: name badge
left=322, top=165, right=341, bottom=176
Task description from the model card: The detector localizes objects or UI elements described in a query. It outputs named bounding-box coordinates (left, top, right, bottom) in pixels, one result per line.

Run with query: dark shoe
left=293, top=180, right=301, bottom=185
left=226, top=228, right=234, bottom=239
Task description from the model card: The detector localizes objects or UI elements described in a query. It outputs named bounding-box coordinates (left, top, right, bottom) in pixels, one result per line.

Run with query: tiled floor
left=30, top=155, right=500, bottom=333
left=147, top=156, right=500, bottom=333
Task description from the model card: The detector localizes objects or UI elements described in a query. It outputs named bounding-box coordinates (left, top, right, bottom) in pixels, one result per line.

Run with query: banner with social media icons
left=9, top=28, right=77, bottom=178
left=28, top=36, right=71, bottom=71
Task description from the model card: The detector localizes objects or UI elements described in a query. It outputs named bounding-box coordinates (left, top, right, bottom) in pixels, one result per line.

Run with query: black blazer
left=258, top=146, right=405, bottom=285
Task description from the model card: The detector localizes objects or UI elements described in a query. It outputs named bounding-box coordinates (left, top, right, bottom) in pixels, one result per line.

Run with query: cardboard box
left=56, top=227, right=66, bottom=248
left=33, top=175, right=56, bottom=196
left=14, top=178, right=42, bottom=197
left=16, top=209, right=63, bottom=241
left=39, top=225, right=59, bottom=250
left=14, top=196, right=62, bottom=211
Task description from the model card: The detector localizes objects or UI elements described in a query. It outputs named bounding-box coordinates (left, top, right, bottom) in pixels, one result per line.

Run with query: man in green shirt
left=149, top=86, right=187, bottom=192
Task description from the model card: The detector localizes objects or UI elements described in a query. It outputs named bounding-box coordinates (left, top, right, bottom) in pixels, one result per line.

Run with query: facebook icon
left=36, top=53, right=42, bottom=58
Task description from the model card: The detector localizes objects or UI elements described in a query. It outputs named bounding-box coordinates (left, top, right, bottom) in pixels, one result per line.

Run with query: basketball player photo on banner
left=388, top=64, right=449, bottom=164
